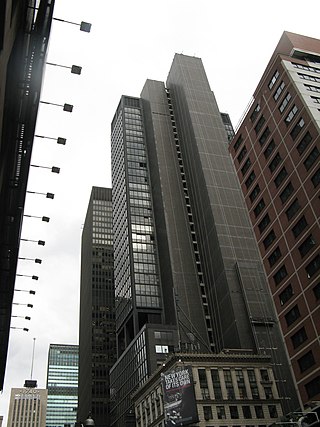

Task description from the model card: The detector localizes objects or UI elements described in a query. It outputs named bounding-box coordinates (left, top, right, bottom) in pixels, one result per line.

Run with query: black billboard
left=161, top=365, right=198, bottom=426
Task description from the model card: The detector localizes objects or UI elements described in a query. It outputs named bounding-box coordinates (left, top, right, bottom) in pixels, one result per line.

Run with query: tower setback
left=109, top=54, right=299, bottom=425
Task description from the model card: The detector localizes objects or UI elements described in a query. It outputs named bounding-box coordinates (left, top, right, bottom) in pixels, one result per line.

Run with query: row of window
left=273, top=254, right=320, bottom=286
left=202, top=403, right=279, bottom=420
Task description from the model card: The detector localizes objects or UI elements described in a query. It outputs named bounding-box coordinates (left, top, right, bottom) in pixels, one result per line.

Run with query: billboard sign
left=161, top=365, right=198, bottom=426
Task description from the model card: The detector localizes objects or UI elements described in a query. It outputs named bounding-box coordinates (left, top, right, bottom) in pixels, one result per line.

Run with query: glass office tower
left=46, top=344, right=78, bottom=427
left=78, top=187, right=116, bottom=427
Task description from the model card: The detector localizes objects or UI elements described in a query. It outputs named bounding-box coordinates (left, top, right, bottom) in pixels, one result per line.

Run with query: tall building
left=46, top=344, right=78, bottom=427
left=0, top=0, right=55, bottom=391
left=110, top=54, right=299, bottom=425
left=6, top=381, right=47, bottom=427
left=78, top=187, right=116, bottom=427
left=229, top=31, right=320, bottom=406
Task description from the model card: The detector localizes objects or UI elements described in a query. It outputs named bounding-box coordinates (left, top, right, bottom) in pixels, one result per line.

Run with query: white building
left=6, top=382, right=47, bottom=427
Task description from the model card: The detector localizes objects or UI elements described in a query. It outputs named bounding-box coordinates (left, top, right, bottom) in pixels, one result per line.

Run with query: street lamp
left=52, top=17, right=92, bottom=33
left=34, top=135, right=66, bottom=145
left=18, top=257, right=42, bottom=264
left=46, top=62, right=82, bottom=75
left=12, top=303, right=33, bottom=308
left=27, top=190, right=55, bottom=199
left=23, top=214, right=50, bottom=222
left=20, top=238, right=45, bottom=245
left=15, top=290, right=36, bottom=295
left=12, top=315, right=31, bottom=320
left=30, top=164, right=60, bottom=173
left=40, top=100, right=73, bottom=112
left=16, top=274, right=39, bottom=280
left=10, top=327, right=29, bottom=332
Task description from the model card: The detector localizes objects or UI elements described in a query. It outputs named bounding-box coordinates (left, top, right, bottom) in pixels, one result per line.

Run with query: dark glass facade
left=46, top=344, right=78, bottom=427
left=110, top=54, right=299, bottom=425
left=78, top=187, right=116, bottom=426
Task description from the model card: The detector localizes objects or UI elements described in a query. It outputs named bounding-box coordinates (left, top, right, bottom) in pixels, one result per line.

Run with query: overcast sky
left=1, top=0, right=319, bottom=422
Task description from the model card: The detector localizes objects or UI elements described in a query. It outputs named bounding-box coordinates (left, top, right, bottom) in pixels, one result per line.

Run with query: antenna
left=30, top=338, right=36, bottom=379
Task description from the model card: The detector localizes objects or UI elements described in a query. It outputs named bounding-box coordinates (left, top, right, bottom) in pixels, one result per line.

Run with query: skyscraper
left=110, top=54, right=299, bottom=425
left=0, top=0, right=55, bottom=392
left=46, top=344, right=78, bottom=427
left=78, top=187, right=115, bottom=427
left=229, top=31, right=320, bottom=406
left=6, top=381, right=47, bottom=427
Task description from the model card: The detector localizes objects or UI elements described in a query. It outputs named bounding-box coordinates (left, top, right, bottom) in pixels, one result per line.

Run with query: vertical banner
left=161, top=365, right=198, bottom=426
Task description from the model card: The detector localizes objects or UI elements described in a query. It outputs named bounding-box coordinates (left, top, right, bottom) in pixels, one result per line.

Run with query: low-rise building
left=133, top=352, right=284, bottom=427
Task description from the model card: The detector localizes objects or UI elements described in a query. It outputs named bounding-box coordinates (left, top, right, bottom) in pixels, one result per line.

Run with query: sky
left=1, top=0, right=319, bottom=422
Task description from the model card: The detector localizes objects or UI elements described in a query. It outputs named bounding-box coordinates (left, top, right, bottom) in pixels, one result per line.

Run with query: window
left=254, top=199, right=265, bottom=218
left=311, top=95, right=320, bottom=104
left=217, top=406, right=226, bottom=419
left=211, top=370, right=222, bottom=399
left=234, top=135, right=243, bottom=152
left=274, top=167, right=288, bottom=188
left=236, top=370, right=247, bottom=399
left=292, top=62, right=320, bottom=74
left=286, top=198, right=300, bottom=221
left=269, top=70, right=279, bottom=89
left=304, top=84, right=320, bottom=93
left=292, top=216, right=308, bottom=238
left=305, top=376, right=320, bottom=399
left=203, top=406, right=212, bottom=421
left=241, top=158, right=252, bottom=176
left=279, top=284, right=293, bottom=306
left=198, top=369, right=210, bottom=399
left=306, top=254, right=320, bottom=278
left=311, top=168, right=320, bottom=187
left=291, top=327, right=308, bottom=349
left=242, top=406, right=252, bottom=419
left=260, top=369, right=269, bottom=381
left=250, top=104, right=261, bottom=123
left=264, top=387, right=273, bottom=399
left=263, top=230, right=276, bottom=249
left=268, top=247, right=282, bottom=267
left=268, top=405, right=278, bottom=418
left=279, top=92, right=292, bottom=113
left=255, top=406, right=264, bottom=418
left=259, top=127, right=271, bottom=146
left=255, top=116, right=266, bottom=135
left=285, top=105, right=298, bottom=124
left=237, top=146, right=247, bottom=163
left=280, top=182, right=294, bottom=204
left=298, top=351, right=315, bottom=372
left=264, top=139, right=276, bottom=159
left=297, top=131, right=312, bottom=155
left=274, top=81, right=285, bottom=101
left=274, top=265, right=288, bottom=285
left=290, top=118, right=305, bottom=140
left=298, top=235, right=316, bottom=257
left=313, top=282, right=320, bottom=300
left=249, top=184, right=260, bottom=203
left=285, top=305, right=300, bottom=327
left=245, top=171, right=256, bottom=189
left=258, top=214, right=271, bottom=234
left=247, top=369, right=259, bottom=399
left=304, top=147, right=319, bottom=171
left=224, top=369, right=235, bottom=399
left=269, top=153, right=282, bottom=172
left=298, top=72, right=320, bottom=83
left=230, top=406, right=239, bottom=419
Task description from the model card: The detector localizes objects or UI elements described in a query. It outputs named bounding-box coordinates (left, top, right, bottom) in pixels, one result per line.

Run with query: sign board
left=161, top=365, right=198, bottom=426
